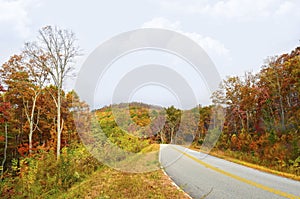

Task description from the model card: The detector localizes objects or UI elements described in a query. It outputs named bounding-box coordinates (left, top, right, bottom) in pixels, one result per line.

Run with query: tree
left=1, top=55, right=48, bottom=154
left=24, top=26, right=80, bottom=159
left=23, top=54, right=48, bottom=154
left=0, top=84, right=10, bottom=178
left=164, top=106, right=181, bottom=143
left=65, top=90, right=90, bottom=144
left=210, top=46, right=300, bottom=171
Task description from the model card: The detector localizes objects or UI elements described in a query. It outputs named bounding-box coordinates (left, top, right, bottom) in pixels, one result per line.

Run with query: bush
left=4, top=144, right=102, bottom=198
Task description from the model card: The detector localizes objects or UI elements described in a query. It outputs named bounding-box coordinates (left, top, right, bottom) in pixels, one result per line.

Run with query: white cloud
left=153, top=0, right=300, bottom=20
left=142, top=17, right=181, bottom=30
left=0, top=0, right=38, bottom=38
left=275, top=1, right=295, bottom=16
left=141, top=17, right=230, bottom=58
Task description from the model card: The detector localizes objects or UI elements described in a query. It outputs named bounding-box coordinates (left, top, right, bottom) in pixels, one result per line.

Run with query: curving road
left=159, top=144, right=300, bottom=199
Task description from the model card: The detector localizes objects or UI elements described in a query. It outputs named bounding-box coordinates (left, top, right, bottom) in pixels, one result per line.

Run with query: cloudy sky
left=1, top=0, right=300, bottom=108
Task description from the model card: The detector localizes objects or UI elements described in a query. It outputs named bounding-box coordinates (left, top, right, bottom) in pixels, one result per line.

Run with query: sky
left=1, top=0, right=300, bottom=108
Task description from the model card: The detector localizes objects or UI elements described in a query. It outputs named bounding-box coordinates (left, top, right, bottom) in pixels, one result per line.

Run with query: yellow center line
left=171, top=146, right=300, bottom=199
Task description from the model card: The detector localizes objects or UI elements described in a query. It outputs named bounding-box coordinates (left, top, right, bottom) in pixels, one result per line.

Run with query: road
left=159, top=144, right=300, bottom=199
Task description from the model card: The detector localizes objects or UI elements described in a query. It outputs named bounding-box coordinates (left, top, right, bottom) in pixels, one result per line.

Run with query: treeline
left=0, top=27, right=102, bottom=198
left=0, top=25, right=299, bottom=187
left=96, top=103, right=196, bottom=145
left=211, top=47, right=300, bottom=174
left=0, top=26, right=88, bottom=177
left=95, top=46, right=300, bottom=175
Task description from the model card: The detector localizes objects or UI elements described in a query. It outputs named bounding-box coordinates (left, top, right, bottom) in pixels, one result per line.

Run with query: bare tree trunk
left=160, top=131, right=164, bottom=144
left=237, top=107, right=245, bottom=131
left=24, top=93, right=40, bottom=154
left=246, top=111, right=249, bottom=132
left=276, top=73, right=285, bottom=130
left=170, top=128, right=174, bottom=144
left=1, top=122, right=8, bottom=179
left=57, top=88, right=61, bottom=159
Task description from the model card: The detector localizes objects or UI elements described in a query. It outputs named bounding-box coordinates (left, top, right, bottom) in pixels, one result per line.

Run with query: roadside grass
left=190, top=146, right=300, bottom=181
left=1, top=143, right=190, bottom=199
left=120, top=143, right=160, bottom=172
left=57, top=166, right=190, bottom=199
left=98, top=143, right=161, bottom=173
left=55, top=143, right=190, bottom=198
left=140, top=143, right=160, bottom=153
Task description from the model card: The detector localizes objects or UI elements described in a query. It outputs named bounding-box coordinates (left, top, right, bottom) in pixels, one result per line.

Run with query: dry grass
left=57, top=144, right=189, bottom=199
left=115, top=143, right=160, bottom=172
left=58, top=167, right=190, bottom=199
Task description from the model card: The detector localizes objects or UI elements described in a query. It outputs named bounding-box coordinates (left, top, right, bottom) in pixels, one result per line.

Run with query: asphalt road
left=159, top=144, right=300, bottom=199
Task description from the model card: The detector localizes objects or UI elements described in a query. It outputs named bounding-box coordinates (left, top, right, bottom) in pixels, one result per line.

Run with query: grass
left=116, top=143, right=160, bottom=172
left=190, top=146, right=300, bottom=181
left=1, top=143, right=191, bottom=199
left=57, top=166, right=190, bottom=199
left=52, top=143, right=190, bottom=198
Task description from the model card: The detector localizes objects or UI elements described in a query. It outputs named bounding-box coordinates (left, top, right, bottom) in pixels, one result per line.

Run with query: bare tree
left=24, top=26, right=80, bottom=159
left=23, top=55, right=49, bottom=154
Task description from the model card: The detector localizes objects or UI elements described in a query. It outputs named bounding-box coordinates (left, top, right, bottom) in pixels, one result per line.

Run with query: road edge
left=159, top=144, right=193, bottom=199
left=190, top=146, right=300, bottom=181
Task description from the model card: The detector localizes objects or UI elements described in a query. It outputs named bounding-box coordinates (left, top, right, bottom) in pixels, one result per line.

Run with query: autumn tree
left=65, top=90, right=90, bottom=144
left=0, top=55, right=31, bottom=160
left=0, top=84, right=10, bottom=178
left=164, top=106, right=181, bottom=144
left=24, top=26, right=80, bottom=159
left=0, top=55, right=48, bottom=154
left=211, top=46, right=300, bottom=172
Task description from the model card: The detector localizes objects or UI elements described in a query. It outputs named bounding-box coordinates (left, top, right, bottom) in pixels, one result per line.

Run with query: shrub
left=6, top=143, right=102, bottom=198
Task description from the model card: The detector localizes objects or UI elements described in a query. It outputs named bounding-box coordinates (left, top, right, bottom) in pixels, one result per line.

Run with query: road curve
left=159, top=144, right=300, bottom=199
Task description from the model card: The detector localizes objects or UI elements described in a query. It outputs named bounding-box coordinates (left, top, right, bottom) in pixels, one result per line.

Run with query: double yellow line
left=171, top=147, right=300, bottom=199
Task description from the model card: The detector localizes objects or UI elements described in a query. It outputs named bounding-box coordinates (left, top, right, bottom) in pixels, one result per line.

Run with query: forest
left=0, top=26, right=299, bottom=198
left=211, top=47, right=300, bottom=175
